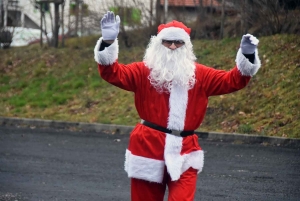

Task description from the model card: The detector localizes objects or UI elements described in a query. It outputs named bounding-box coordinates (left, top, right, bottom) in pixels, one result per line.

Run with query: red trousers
left=131, top=167, right=198, bottom=201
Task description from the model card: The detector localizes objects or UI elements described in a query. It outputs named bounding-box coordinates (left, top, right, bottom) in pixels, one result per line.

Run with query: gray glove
left=240, top=34, right=259, bottom=54
left=100, top=11, right=120, bottom=41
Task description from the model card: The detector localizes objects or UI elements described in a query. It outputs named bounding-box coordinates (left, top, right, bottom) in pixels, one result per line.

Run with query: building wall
left=15, top=0, right=154, bottom=34
left=4, top=0, right=200, bottom=36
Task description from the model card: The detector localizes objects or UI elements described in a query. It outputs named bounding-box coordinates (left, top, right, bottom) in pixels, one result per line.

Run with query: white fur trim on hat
left=236, top=48, right=261, bottom=77
left=94, top=37, right=118, bottom=65
left=157, top=27, right=190, bottom=41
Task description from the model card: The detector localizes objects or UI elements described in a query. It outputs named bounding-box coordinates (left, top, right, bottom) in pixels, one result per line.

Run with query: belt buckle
left=171, top=130, right=182, bottom=136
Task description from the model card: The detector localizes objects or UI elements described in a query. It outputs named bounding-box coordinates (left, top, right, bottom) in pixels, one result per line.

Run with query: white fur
left=167, top=84, right=188, bottom=131
left=94, top=37, right=119, bottom=65
left=157, top=27, right=190, bottom=41
left=236, top=48, right=261, bottom=77
left=143, top=35, right=196, bottom=93
left=121, top=28, right=205, bottom=183
left=124, top=149, right=165, bottom=183
left=125, top=142, right=204, bottom=182
left=181, top=150, right=204, bottom=174
left=164, top=134, right=204, bottom=181
left=164, top=134, right=184, bottom=181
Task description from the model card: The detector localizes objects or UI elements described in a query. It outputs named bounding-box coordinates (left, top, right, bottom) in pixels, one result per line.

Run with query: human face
left=162, top=39, right=185, bottom=50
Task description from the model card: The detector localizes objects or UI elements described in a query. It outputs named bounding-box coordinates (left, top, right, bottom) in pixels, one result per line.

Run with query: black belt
left=142, top=120, right=194, bottom=137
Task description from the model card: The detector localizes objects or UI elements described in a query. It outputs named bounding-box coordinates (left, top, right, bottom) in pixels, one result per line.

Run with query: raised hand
left=100, top=11, right=120, bottom=41
left=240, top=34, right=259, bottom=54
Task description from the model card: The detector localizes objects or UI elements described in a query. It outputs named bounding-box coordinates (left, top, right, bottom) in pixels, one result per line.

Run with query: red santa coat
left=94, top=38, right=261, bottom=183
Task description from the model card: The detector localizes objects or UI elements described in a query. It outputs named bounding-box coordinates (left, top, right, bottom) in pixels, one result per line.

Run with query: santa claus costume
left=94, top=13, right=261, bottom=201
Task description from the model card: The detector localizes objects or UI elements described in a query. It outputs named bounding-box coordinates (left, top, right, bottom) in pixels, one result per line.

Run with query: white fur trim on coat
left=164, top=134, right=204, bottom=181
left=125, top=142, right=204, bottom=183
left=181, top=149, right=204, bottom=174
left=164, top=134, right=184, bottom=181
left=94, top=37, right=118, bottom=65
left=235, top=48, right=261, bottom=77
left=124, top=149, right=165, bottom=183
left=167, top=84, right=188, bottom=131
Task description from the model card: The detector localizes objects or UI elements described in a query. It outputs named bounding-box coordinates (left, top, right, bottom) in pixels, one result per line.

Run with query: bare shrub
left=230, top=0, right=300, bottom=36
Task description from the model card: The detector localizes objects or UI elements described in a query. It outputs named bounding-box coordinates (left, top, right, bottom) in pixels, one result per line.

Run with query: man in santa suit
left=94, top=11, right=261, bottom=201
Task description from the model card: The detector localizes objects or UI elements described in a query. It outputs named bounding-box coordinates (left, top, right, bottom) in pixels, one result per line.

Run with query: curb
left=0, top=117, right=299, bottom=148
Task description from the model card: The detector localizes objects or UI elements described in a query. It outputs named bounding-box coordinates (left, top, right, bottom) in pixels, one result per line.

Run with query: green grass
left=0, top=34, right=299, bottom=138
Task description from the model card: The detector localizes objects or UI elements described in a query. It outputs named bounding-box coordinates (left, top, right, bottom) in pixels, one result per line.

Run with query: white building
left=1, top=0, right=156, bottom=34
left=1, top=0, right=233, bottom=46
left=0, top=0, right=158, bottom=46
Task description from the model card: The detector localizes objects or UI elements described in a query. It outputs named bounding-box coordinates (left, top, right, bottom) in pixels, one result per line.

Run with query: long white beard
left=143, top=36, right=197, bottom=93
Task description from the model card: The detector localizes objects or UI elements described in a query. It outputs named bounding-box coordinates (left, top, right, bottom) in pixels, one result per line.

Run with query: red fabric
left=98, top=60, right=250, bottom=199
left=98, top=61, right=250, bottom=158
left=98, top=62, right=250, bottom=131
left=131, top=167, right=198, bottom=201
left=181, top=134, right=201, bottom=155
left=128, top=124, right=166, bottom=160
left=128, top=123, right=201, bottom=160
left=158, top=20, right=191, bottom=35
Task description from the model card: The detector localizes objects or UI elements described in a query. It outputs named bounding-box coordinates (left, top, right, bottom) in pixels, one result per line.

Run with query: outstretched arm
left=203, top=34, right=261, bottom=96
left=93, top=11, right=144, bottom=92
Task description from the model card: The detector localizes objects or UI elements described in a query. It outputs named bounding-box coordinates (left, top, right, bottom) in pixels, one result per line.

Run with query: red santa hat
left=157, top=20, right=191, bottom=41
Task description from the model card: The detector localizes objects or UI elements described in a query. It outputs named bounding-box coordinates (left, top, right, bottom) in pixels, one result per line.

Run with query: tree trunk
left=61, top=0, right=65, bottom=47
left=149, top=0, right=153, bottom=27
left=53, top=3, right=60, bottom=48
left=68, top=2, right=71, bottom=37
left=199, top=0, right=204, bottom=19
left=43, top=12, right=50, bottom=45
left=164, top=0, right=168, bottom=23
left=80, top=3, right=83, bottom=36
left=40, top=5, right=43, bottom=47
left=220, top=0, right=225, bottom=39
left=240, top=0, right=248, bottom=34
left=244, top=0, right=249, bottom=33
left=0, top=1, right=3, bottom=27
left=155, top=0, right=161, bottom=27
left=75, top=0, right=79, bottom=36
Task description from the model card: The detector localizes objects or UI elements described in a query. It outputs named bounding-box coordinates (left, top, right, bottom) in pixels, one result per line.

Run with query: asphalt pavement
left=0, top=126, right=300, bottom=201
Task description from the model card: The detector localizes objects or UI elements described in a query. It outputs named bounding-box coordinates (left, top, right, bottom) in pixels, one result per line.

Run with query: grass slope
left=0, top=34, right=299, bottom=138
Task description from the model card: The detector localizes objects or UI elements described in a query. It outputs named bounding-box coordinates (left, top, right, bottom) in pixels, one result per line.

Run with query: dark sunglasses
left=162, top=39, right=185, bottom=47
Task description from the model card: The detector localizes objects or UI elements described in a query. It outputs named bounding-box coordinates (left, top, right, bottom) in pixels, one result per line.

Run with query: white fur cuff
left=94, top=37, right=119, bottom=65
left=235, top=48, right=261, bottom=77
